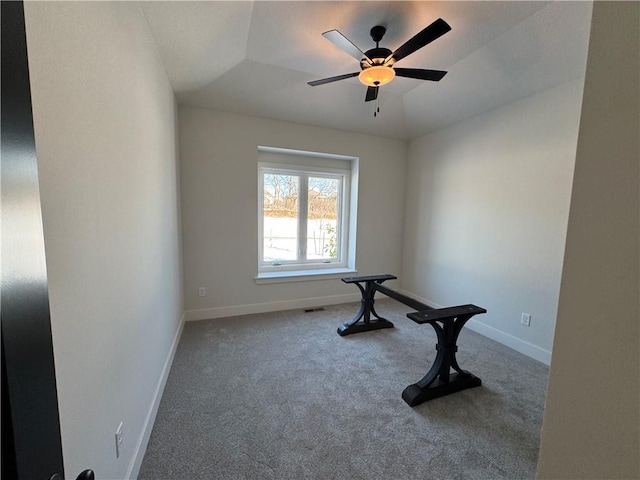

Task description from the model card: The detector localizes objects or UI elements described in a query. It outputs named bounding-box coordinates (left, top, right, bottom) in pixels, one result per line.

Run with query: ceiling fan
left=308, top=18, right=451, bottom=104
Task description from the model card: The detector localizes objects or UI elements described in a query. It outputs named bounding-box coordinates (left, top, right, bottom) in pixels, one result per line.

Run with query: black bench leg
left=337, top=280, right=394, bottom=336
left=402, top=314, right=481, bottom=407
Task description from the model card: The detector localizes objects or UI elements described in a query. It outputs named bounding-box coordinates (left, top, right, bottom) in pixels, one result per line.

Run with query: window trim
left=257, top=146, right=358, bottom=281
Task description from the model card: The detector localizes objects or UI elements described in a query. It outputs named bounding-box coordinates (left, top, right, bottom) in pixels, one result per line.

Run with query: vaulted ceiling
left=140, top=1, right=592, bottom=140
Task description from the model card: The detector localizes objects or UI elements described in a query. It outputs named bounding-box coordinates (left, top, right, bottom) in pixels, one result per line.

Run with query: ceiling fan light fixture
left=358, top=65, right=395, bottom=87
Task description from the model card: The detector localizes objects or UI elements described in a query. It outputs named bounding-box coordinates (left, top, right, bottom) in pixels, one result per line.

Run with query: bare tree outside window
left=308, top=177, right=339, bottom=259
left=263, top=173, right=299, bottom=261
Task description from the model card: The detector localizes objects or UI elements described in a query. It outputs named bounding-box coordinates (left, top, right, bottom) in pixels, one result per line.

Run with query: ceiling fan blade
left=308, top=72, right=359, bottom=87
left=365, top=86, right=378, bottom=102
left=323, top=30, right=372, bottom=64
left=394, top=68, right=447, bottom=81
left=386, top=18, right=451, bottom=64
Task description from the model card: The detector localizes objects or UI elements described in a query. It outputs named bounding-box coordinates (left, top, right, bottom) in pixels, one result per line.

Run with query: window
left=257, top=147, right=358, bottom=279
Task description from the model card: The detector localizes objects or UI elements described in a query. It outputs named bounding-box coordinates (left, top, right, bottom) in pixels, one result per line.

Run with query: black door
left=2, top=2, right=71, bottom=479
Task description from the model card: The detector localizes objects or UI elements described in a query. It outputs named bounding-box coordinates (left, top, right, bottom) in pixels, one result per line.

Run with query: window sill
left=255, top=268, right=357, bottom=284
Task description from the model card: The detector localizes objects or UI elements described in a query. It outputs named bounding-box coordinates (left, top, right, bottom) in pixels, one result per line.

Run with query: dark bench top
left=407, top=304, right=487, bottom=324
left=341, top=274, right=397, bottom=284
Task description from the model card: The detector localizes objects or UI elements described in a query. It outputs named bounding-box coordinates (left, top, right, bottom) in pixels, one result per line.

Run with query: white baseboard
left=127, top=312, right=185, bottom=479
left=184, top=285, right=551, bottom=354
left=394, top=288, right=444, bottom=309
left=464, top=319, right=552, bottom=365
left=395, top=289, right=552, bottom=366
left=185, top=293, right=362, bottom=321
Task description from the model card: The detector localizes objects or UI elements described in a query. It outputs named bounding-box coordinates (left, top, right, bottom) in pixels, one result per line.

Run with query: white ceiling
left=140, top=1, right=592, bottom=140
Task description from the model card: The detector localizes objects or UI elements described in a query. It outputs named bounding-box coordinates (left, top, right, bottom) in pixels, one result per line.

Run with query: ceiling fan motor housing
left=361, top=47, right=392, bottom=68
left=361, top=25, right=391, bottom=68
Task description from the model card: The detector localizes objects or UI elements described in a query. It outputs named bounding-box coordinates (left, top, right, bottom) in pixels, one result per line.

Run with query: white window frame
left=257, top=147, right=358, bottom=282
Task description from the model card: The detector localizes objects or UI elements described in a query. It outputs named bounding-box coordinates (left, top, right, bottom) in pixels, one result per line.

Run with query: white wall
left=25, top=2, right=183, bottom=479
left=179, top=108, right=407, bottom=318
left=537, top=2, right=639, bottom=478
left=401, top=79, right=585, bottom=364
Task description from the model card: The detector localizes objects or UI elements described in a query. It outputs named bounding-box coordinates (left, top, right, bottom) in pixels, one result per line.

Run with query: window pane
left=307, top=176, right=340, bottom=260
left=263, top=173, right=298, bottom=262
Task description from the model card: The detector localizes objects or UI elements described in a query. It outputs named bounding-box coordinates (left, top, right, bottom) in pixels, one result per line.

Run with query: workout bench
left=340, top=274, right=486, bottom=407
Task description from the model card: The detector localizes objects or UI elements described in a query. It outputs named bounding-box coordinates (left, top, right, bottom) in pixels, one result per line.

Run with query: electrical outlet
left=115, top=422, right=123, bottom=458
left=521, top=313, right=531, bottom=327
left=198, top=287, right=206, bottom=297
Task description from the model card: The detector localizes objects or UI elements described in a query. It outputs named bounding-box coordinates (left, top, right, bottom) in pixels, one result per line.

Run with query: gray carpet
left=139, top=299, right=549, bottom=479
